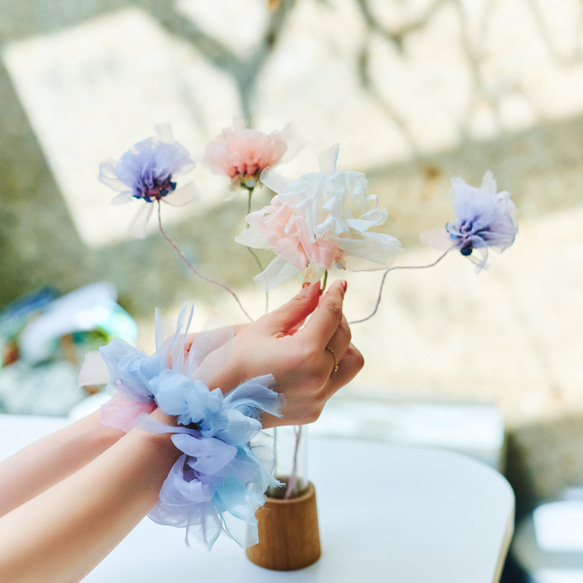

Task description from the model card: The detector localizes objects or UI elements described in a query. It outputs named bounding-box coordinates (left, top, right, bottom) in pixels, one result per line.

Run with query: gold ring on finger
left=325, top=346, right=339, bottom=375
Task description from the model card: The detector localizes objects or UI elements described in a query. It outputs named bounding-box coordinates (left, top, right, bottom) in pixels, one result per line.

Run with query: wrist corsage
left=81, top=303, right=283, bottom=549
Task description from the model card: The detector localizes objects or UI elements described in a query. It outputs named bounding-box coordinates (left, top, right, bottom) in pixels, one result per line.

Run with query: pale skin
left=0, top=280, right=363, bottom=583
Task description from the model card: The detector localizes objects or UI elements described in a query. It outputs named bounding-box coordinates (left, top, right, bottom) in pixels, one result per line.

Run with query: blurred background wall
left=1, top=0, right=582, bottom=520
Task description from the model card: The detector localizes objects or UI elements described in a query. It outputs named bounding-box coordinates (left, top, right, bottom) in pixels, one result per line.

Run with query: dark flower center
left=133, top=176, right=177, bottom=203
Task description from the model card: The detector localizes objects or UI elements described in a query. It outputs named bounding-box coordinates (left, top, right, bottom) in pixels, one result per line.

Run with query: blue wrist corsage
left=90, top=304, right=283, bottom=549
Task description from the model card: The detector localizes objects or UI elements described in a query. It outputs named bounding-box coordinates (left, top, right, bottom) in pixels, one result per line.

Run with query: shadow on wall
left=1, top=0, right=583, bottom=315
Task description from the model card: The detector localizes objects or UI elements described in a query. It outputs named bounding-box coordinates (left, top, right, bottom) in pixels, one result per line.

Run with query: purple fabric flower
left=421, top=171, right=518, bottom=270
left=98, top=124, right=197, bottom=238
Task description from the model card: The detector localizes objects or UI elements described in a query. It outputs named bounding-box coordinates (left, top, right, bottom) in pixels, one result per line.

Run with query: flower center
left=134, top=176, right=177, bottom=203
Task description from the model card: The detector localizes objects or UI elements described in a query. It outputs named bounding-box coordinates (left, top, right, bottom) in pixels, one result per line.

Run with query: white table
left=0, top=415, right=515, bottom=583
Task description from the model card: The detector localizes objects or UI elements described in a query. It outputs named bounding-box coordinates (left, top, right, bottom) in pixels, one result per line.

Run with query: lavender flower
left=99, top=124, right=196, bottom=238
left=421, top=171, right=518, bottom=270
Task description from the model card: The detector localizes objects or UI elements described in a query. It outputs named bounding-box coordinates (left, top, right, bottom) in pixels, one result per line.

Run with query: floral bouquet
left=95, top=119, right=519, bottom=550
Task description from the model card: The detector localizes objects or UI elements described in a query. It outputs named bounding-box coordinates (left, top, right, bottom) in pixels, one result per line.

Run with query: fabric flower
left=85, top=303, right=283, bottom=549
left=202, top=120, right=288, bottom=189
left=420, top=171, right=518, bottom=271
left=235, top=144, right=402, bottom=291
left=99, top=124, right=196, bottom=238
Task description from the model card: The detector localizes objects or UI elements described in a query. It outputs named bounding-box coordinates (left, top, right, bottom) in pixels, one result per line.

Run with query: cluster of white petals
left=236, top=145, right=402, bottom=291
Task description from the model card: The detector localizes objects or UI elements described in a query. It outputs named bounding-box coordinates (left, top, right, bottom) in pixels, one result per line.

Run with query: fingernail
left=342, top=280, right=348, bottom=294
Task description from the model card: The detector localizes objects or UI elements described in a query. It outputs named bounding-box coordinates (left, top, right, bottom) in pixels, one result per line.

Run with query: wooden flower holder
left=246, top=481, right=321, bottom=571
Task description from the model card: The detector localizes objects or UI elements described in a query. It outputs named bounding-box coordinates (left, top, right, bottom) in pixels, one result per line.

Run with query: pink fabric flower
left=203, top=123, right=287, bottom=189
left=236, top=145, right=402, bottom=291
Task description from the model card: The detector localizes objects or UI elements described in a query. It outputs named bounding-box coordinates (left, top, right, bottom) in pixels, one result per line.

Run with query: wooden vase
left=246, top=481, right=321, bottom=571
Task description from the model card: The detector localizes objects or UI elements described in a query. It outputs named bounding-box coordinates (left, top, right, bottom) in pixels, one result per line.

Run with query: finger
left=260, top=281, right=321, bottom=335
left=324, top=314, right=351, bottom=361
left=300, top=280, right=347, bottom=348
left=321, top=344, right=364, bottom=398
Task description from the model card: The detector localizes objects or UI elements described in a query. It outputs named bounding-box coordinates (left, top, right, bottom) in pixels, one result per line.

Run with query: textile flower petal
left=94, top=302, right=283, bottom=550
left=202, top=120, right=289, bottom=189
left=235, top=144, right=402, bottom=291
left=99, top=124, right=196, bottom=238
left=420, top=171, right=518, bottom=271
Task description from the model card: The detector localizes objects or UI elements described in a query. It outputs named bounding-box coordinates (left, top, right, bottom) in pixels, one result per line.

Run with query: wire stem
left=321, top=270, right=328, bottom=293
left=157, top=202, right=254, bottom=322
left=350, top=248, right=453, bottom=325
left=284, top=425, right=303, bottom=500
left=244, top=186, right=269, bottom=313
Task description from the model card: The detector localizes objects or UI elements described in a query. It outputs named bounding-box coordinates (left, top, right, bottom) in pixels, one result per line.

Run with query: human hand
left=209, top=280, right=364, bottom=428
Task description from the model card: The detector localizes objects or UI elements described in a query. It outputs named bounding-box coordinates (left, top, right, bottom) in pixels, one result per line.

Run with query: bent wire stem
left=156, top=202, right=254, bottom=322
left=350, top=248, right=454, bottom=325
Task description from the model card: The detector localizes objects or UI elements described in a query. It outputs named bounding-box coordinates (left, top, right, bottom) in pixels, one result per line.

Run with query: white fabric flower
left=236, top=145, right=402, bottom=290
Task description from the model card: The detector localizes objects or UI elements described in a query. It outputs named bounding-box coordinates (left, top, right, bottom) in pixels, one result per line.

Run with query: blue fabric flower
left=149, top=434, right=277, bottom=549
left=99, top=338, right=163, bottom=403
left=98, top=302, right=283, bottom=549
left=98, top=124, right=196, bottom=238
left=421, top=171, right=518, bottom=271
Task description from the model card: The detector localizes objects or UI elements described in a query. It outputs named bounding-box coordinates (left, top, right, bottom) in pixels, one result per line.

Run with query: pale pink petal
left=100, top=398, right=156, bottom=433
left=203, top=124, right=289, bottom=183
left=273, top=237, right=308, bottom=270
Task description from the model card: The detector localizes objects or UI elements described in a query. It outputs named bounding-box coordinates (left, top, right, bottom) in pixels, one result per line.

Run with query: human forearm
left=0, top=421, right=180, bottom=583
left=0, top=411, right=124, bottom=517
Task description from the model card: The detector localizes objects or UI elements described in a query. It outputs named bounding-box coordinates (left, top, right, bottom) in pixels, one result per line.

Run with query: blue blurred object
left=0, top=288, right=58, bottom=364
left=18, top=282, right=137, bottom=365
left=0, top=282, right=137, bottom=416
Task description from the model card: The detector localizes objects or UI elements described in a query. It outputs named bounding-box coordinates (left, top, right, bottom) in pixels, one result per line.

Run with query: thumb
left=262, top=282, right=321, bottom=335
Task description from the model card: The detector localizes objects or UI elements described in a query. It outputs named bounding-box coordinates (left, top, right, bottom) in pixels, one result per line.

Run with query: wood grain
left=246, top=481, right=321, bottom=571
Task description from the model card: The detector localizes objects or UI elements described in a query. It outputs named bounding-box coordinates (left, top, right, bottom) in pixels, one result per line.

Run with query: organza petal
left=317, top=143, right=339, bottom=175
left=426, top=171, right=518, bottom=270
left=162, top=182, right=198, bottom=207
left=154, top=122, right=174, bottom=143
left=419, top=228, right=455, bottom=251
left=97, top=302, right=280, bottom=550
left=171, top=434, right=238, bottom=474
left=278, top=124, right=306, bottom=164
left=127, top=203, right=154, bottom=239
left=111, top=192, right=134, bottom=205
left=223, top=375, right=282, bottom=418
left=78, top=350, right=110, bottom=386
left=260, top=167, right=291, bottom=195
left=238, top=146, right=401, bottom=290
left=100, top=398, right=156, bottom=433
left=213, top=409, right=263, bottom=446
left=253, top=256, right=300, bottom=292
